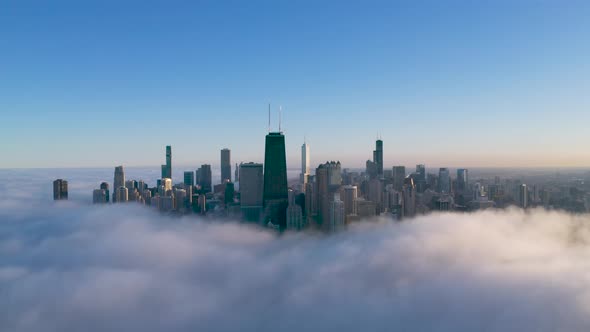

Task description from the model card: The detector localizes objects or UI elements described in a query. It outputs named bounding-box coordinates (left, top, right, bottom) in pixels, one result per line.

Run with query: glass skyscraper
left=263, top=132, right=288, bottom=228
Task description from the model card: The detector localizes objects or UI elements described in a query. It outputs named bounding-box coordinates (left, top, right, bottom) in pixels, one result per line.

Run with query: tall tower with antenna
left=263, top=105, right=288, bottom=229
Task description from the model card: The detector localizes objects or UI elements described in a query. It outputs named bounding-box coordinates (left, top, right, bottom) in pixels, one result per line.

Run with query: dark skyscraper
left=100, top=182, right=110, bottom=203
left=392, top=166, right=406, bottom=191
left=184, top=171, right=195, bottom=187
left=438, top=168, right=451, bottom=193
left=374, top=139, right=383, bottom=178
left=221, top=148, right=231, bottom=183
left=415, top=164, right=426, bottom=193
left=53, top=179, right=68, bottom=200
left=263, top=132, right=288, bottom=228
left=161, top=145, right=171, bottom=179
left=197, top=164, right=212, bottom=193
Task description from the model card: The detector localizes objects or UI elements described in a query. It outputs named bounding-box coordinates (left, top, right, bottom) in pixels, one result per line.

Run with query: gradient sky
left=1, top=0, right=589, bottom=169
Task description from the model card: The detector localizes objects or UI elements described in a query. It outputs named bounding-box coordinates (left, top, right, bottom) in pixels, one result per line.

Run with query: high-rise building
left=184, top=171, right=195, bottom=187
left=113, top=166, right=125, bottom=203
left=456, top=169, right=469, bottom=192
left=100, top=182, right=109, bottom=203
left=392, top=166, right=406, bottom=191
left=235, top=163, right=240, bottom=183
left=263, top=132, right=288, bottom=228
left=519, top=184, right=528, bottom=209
left=93, top=189, right=107, bottom=204
left=197, top=164, right=212, bottom=193
left=402, top=177, right=416, bottom=218
left=53, top=179, right=68, bottom=200
left=373, top=139, right=383, bottom=178
left=116, top=186, right=128, bottom=203
left=300, top=141, right=310, bottom=187
left=240, top=162, right=264, bottom=222
left=161, top=146, right=172, bottom=179
left=221, top=148, right=231, bottom=183
left=341, top=185, right=358, bottom=216
left=286, top=189, right=304, bottom=231
left=438, top=168, right=451, bottom=193
left=329, top=193, right=345, bottom=232
left=415, top=164, right=426, bottom=192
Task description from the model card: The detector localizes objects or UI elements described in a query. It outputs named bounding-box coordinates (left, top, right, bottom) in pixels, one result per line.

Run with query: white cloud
left=1, top=170, right=590, bottom=331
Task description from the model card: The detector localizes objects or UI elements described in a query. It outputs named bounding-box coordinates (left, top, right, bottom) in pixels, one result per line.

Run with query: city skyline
left=2, top=1, right=590, bottom=168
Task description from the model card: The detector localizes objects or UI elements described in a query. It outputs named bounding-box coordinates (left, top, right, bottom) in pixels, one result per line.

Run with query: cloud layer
left=1, top=169, right=590, bottom=331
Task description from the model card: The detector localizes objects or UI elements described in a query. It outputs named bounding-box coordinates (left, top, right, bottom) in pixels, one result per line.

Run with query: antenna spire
left=268, top=103, right=271, bottom=133
left=279, top=105, right=282, bottom=133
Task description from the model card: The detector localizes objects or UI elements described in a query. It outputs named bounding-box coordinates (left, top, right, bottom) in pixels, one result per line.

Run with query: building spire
left=279, top=105, right=282, bottom=133
left=268, top=103, right=271, bottom=133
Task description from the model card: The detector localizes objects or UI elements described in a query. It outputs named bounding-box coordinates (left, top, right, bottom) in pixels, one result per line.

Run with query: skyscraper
left=438, top=168, right=451, bottom=193
left=456, top=168, right=469, bottom=192
left=402, top=177, right=416, bottom=218
left=392, top=166, right=406, bottom=191
left=373, top=139, right=383, bottom=178
left=116, top=186, right=128, bottom=203
left=161, top=146, right=172, bottom=179
left=100, top=182, right=109, bottom=203
left=300, top=140, right=310, bottom=187
left=519, top=184, right=528, bottom=209
left=415, top=164, right=426, bottom=192
left=221, top=148, right=231, bottom=183
left=263, top=132, right=288, bottom=228
left=53, top=179, right=68, bottom=200
left=329, top=193, right=345, bottom=232
left=197, top=164, right=212, bottom=193
left=93, top=189, right=107, bottom=204
left=184, top=171, right=195, bottom=187
left=286, top=189, right=304, bottom=231
left=113, top=165, right=125, bottom=203
left=341, top=185, right=358, bottom=216
left=240, top=162, right=264, bottom=222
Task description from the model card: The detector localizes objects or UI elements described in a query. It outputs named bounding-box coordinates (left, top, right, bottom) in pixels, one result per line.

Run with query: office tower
left=315, top=163, right=330, bottom=227
left=456, top=169, right=469, bottom=191
left=224, top=182, right=235, bottom=205
left=161, top=178, right=172, bottom=194
left=329, top=193, right=345, bottom=232
left=263, top=132, right=288, bottom=228
left=341, top=185, right=358, bottom=216
left=53, top=179, right=68, bottom=200
left=327, top=161, right=342, bottom=188
left=286, top=189, right=304, bottom=231
left=438, top=168, right=451, bottom=193
left=240, top=162, right=264, bottom=222
left=174, top=188, right=187, bottom=212
left=100, top=182, right=110, bottom=203
left=305, top=180, right=316, bottom=221
left=367, top=178, right=382, bottom=214
left=366, top=160, right=377, bottom=179
left=184, top=171, right=195, bottom=187
left=402, top=177, right=416, bottom=218
left=197, top=164, right=212, bottom=193
left=519, top=184, right=528, bottom=209
left=221, top=148, right=231, bottom=183
left=113, top=166, right=125, bottom=203
left=161, top=146, right=172, bottom=179
left=116, top=186, right=128, bottom=203
left=373, top=139, right=383, bottom=178
left=392, top=166, right=406, bottom=191
left=143, top=189, right=152, bottom=206
left=415, top=164, right=426, bottom=192
left=300, top=140, right=310, bottom=187
left=235, top=163, right=240, bottom=183
left=93, top=189, right=107, bottom=204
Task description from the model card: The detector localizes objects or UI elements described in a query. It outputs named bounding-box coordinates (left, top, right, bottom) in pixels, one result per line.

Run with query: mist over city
left=3, top=1, right=590, bottom=331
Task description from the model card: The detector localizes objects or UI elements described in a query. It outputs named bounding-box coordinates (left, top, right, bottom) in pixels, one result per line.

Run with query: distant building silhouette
left=197, top=164, right=212, bottom=193
left=113, top=166, right=125, bottom=203
left=161, top=146, right=172, bottom=179
left=221, top=148, right=231, bottom=183
left=438, top=168, right=451, bottom=193
left=53, top=179, right=68, bottom=200
left=240, top=162, right=264, bottom=222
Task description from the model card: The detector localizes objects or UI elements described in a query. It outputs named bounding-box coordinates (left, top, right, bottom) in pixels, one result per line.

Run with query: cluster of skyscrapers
left=56, top=119, right=580, bottom=230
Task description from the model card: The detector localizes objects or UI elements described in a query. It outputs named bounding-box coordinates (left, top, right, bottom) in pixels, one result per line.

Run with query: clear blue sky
left=1, top=0, right=589, bottom=169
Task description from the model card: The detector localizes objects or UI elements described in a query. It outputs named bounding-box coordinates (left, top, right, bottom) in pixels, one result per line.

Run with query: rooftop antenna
left=268, top=103, right=271, bottom=133
left=279, top=105, right=282, bottom=133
